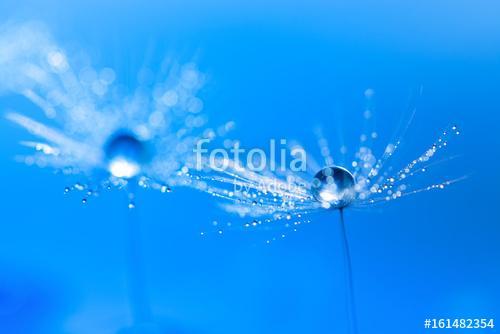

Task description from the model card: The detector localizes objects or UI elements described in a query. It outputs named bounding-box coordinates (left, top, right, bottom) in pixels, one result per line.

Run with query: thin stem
left=126, top=194, right=153, bottom=325
left=339, top=208, right=358, bottom=334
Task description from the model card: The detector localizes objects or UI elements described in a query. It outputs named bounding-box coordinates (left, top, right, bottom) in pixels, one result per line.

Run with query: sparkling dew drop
left=311, top=166, right=356, bottom=209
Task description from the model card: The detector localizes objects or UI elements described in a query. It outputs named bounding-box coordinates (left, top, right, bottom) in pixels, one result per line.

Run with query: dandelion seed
left=195, top=89, right=466, bottom=334
left=0, top=22, right=231, bottom=333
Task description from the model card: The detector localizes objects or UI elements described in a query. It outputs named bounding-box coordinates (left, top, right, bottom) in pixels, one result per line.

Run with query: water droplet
left=311, top=166, right=356, bottom=209
left=105, top=132, right=149, bottom=179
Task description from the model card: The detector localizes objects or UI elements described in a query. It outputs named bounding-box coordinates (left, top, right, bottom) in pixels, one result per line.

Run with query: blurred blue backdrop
left=0, top=1, right=499, bottom=333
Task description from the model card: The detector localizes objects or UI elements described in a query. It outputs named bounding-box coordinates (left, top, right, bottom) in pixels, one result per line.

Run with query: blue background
left=0, top=1, right=499, bottom=333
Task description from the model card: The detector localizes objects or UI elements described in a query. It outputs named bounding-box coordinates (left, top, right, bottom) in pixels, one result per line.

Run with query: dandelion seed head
left=1, top=22, right=230, bottom=205
left=197, top=90, right=464, bottom=241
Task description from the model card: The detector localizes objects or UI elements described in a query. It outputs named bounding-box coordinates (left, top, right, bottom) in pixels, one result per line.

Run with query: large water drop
left=104, top=132, right=149, bottom=179
left=311, top=166, right=356, bottom=209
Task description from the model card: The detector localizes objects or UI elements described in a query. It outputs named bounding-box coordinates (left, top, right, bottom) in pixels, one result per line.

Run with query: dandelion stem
left=339, top=208, right=358, bottom=334
left=126, top=196, right=153, bottom=325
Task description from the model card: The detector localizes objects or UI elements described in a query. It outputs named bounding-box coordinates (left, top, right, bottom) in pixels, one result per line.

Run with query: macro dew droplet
left=311, top=166, right=356, bottom=209
left=104, top=132, right=150, bottom=179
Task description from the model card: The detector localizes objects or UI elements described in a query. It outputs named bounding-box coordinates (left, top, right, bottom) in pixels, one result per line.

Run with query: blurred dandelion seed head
left=0, top=22, right=224, bottom=202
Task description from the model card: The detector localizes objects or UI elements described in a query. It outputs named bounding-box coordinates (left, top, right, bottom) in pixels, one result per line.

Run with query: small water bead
left=81, top=198, right=87, bottom=204
left=385, top=143, right=395, bottom=155
left=160, top=185, right=172, bottom=193
left=138, top=177, right=149, bottom=188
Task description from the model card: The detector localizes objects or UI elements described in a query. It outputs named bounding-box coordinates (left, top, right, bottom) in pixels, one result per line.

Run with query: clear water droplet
left=105, top=132, right=149, bottom=179
left=311, top=166, right=356, bottom=209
